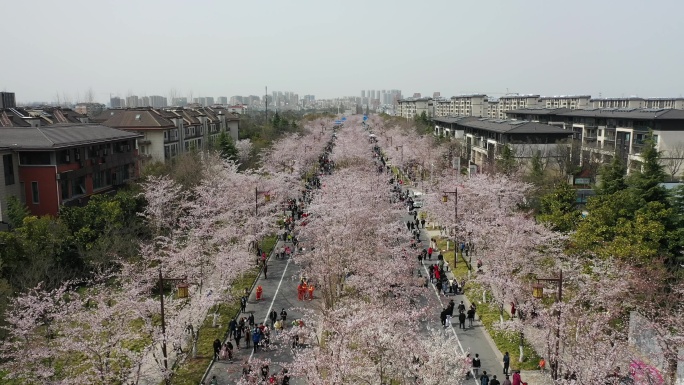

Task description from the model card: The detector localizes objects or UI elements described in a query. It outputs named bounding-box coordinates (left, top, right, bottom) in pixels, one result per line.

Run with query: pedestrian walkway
left=200, top=239, right=318, bottom=384
left=404, top=187, right=549, bottom=385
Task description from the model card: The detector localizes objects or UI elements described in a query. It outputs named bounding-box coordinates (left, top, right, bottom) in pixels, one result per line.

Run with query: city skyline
left=2, top=0, right=684, bottom=103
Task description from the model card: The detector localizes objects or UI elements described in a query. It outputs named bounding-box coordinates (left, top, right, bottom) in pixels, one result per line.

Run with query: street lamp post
left=532, top=270, right=563, bottom=380
left=158, top=269, right=188, bottom=380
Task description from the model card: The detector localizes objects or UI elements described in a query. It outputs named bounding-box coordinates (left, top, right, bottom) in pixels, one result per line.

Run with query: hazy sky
left=2, top=0, right=683, bottom=104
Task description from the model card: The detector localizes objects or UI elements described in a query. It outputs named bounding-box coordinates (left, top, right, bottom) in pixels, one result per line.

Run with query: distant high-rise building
left=217, top=96, right=228, bottom=105
left=141, top=96, right=150, bottom=107
left=206, top=97, right=215, bottom=106
left=0, top=92, right=16, bottom=108
left=110, top=96, right=124, bottom=108
left=149, top=95, right=167, bottom=108
left=376, top=90, right=380, bottom=100
left=371, top=90, right=376, bottom=100
left=413, top=93, right=421, bottom=98
left=126, top=95, right=139, bottom=108
left=361, top=90, right=366, bottom=98
left=433, top=92, right=441, bottom=98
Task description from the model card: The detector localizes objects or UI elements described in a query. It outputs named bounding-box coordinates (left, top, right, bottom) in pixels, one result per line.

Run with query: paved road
left=202, top=241, right=316, bottom=384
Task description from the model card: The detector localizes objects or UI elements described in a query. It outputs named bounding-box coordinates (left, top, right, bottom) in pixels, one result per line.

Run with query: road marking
left=423, top=264, right=479, bottom=385
left=249, top=257, right=291, bottom=361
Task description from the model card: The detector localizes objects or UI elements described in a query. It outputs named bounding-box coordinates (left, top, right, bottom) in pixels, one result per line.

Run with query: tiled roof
left=436, top=116, right=569, bottom=135
left=0, top=124, right=141, bottom=150
left=558, top=108, right=684, bottom=120
left=461, top=119, right=569, bottom=135
left=101, top=109, right=176, bottom=129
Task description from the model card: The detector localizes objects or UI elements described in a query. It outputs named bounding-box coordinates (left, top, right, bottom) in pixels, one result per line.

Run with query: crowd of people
left=201, top=134, right=340, bottom=385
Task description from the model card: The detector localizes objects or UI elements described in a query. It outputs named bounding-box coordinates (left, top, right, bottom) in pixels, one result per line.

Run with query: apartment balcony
left=582, top=142, right=615, bottom=154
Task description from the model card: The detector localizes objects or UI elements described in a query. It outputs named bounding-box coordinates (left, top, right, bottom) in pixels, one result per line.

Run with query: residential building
left=227, top=105, right=247, bottom=114
left=450, top=94, right=488, bottom=117
left=432, top=98, right=452, bottom=117
left=490, top=94, right=541, bottom=119
left=0, top=124, right=141, bottom=218
left=539, top=95, right=591, bottom=109
left=0, top=147, right=20, bottom=226
left=433, top=116, right=572, bottom=172
left=1, top=107, right=89, bottom=127
left=0, top=92, right=16, bottom=109
left=74, top=103, right=105, bottom=117
left=590, top=97, right=684, bottom=110
left=217, top=96, right=228, bottom=105
left=505, top=107, right=684, bottom=178
left=556, top=108, right=684, bottom=177
left=505, top=108, right=573, bottom=134
left=397, top=97, right=432, bottom=119
left=98, top=107, right=239, bottom=166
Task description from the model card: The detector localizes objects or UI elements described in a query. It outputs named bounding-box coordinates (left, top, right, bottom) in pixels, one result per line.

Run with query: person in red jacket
left=297, top=283, right=304, bottom=301
left=512, top=370, right=521, bottom=385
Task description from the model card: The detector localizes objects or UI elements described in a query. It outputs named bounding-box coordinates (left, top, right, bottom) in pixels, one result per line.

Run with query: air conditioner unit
left=65, top=155, right=70, bottom=162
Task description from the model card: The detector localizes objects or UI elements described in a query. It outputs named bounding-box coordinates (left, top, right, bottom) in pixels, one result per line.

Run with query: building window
left=72, top=176, right=86, bottom=197
left=3, top=154, right=15, bottom=185
left=60, top=179, right=70, bottom=200
left=31, top=181, right=39, bottom=204
left=19, top=152, right=51, bottom=165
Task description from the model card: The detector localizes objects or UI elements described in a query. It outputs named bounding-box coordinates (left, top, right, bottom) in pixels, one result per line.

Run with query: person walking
left=503, top=351, right=510, bottom=375
left=459, top=311, right=466, bottom=329
left=280, top=308, right=288, bottom=324
left=263, top=262, right=268, bottom=279
left=502, top=375, right=511, bottom=385
left=244, top=327, right=251, bottom=348
left=467, top=307, right=475, bottom=327
left=427, top=246, right=433, bottom=260
left=421, top=218, right=426, bottom=228
left=472, top=353, right=481, bottom=378
left=538, top=357, right=546, bottom=373
left=229, top=318, right=237, bottom=339
left=213, top=338, right=222, bottom=360
left=465, top=354, right=473, bottom=379
left=240, top=295, right=247, bottom=313
left=490, top=375, right=500, bottom=385
left=480, top=371, right=489, bottom=385
left=512, top=371, right=521, bottom=385
left=234, top=326, right=242, bottom=349
left=252, top=327, right=261, bottom=353
left=269, top=309, right=278, bottom=328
